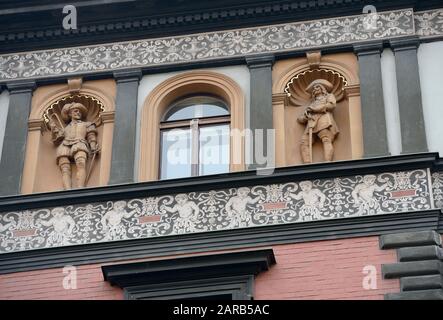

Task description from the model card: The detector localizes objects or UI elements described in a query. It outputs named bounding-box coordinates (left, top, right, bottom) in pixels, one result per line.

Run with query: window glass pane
left=199, top=124, right=230, bottom=176
left=164, top=96, right=229, bottom=121
left=160, top=129, right=192, bottom=179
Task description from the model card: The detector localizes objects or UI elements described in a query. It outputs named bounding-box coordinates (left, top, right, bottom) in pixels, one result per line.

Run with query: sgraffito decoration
left=0, top=9, right=416, bottom=82
left=415, top=9, right=443, bottom=39
left=0, top=169, right=433, bottom=254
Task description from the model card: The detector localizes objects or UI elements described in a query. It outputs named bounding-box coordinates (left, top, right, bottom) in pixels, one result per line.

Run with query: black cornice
left=102, top=249, right=276, bottom=287
left=0, top=152, right=439, bottom=213
left=0, top=0, right=442, bottom=54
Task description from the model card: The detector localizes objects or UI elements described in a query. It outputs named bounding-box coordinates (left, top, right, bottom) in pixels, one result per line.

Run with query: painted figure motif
left=225, top=187, right=260, bottom=228
left=164, top=194, right=200, bottom=233
left=290, top=181, right=326, bottom=221
left=101, top=201, right=139, bottom=240
left=38, top=207, right=76, bottom=245
left=351, top=175, right=388, bottom=215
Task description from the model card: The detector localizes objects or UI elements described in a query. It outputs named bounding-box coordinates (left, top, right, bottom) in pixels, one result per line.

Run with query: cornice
left=0, top=8, right=417, bottom=83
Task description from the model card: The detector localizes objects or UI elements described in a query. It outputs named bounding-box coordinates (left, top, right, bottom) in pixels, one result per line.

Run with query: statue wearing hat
left=49, top=102, right=99, bottom=189
left=297, top=79, right=339, bottom=163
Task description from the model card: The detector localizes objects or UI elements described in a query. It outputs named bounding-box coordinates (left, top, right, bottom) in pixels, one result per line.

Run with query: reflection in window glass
left=199, top=125, right=230, bottom=176
left=160, top=129, right=192, bottom=179
left=164, top=96, right=229, bottom=122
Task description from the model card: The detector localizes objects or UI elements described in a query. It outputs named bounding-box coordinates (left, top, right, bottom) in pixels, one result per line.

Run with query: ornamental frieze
left=415, top=9, right=443, bottom=39
left=0, top=169, right=433, bottom=254
left=0, top=8, right=417, bottom=82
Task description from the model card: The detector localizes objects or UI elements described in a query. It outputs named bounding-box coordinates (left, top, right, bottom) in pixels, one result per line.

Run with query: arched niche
left=139, top=70, right=246, bottom=181
left=21, top=79, right=116, bottom=194
left=272, top=52, right=363, bottom=167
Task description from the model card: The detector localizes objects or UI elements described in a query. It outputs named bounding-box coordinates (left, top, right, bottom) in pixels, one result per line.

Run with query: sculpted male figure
left=297, top=79, right=339, bottom=163
left=49, top=102, right=99, bottom=189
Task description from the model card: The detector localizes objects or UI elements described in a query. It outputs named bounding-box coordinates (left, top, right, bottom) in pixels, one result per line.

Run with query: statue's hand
left=90, top=143, right=101, bottom=154
left=297, top=115, right=308, bottom=124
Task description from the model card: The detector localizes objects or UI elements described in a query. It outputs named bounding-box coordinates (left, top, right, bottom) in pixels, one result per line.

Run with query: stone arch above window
left=139, top=71, right=245, bottom=182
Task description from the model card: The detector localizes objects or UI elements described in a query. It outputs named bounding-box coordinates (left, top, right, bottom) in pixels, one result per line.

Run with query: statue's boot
left=74, top=152, right=87, bottom=188
left=300, top=135, right=312, bottom=163
left=58, top=158, right=72, bottom=190
left=321, top=137, right=334, bottom=162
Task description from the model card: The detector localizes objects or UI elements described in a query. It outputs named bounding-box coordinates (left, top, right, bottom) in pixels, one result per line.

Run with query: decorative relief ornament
left=45, top=94, right=104, bottom=189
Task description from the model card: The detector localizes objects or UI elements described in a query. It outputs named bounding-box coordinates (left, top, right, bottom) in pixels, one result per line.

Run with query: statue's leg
left=300, top=132, right=312, bottom=163
left=58, top=157, right=72, bottom=190
left=319, top=129, right=334, bottom=162
left=74, top=151, right=88, bottom=188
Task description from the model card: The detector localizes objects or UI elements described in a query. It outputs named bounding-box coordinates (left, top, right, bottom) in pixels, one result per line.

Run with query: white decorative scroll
left=0, top=169, right=433, bottom=254
left=415, top=9, right=443, bottom=39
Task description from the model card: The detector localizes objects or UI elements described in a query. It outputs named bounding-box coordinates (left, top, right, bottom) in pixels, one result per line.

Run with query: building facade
left=0, top=0, right=443, bottom=300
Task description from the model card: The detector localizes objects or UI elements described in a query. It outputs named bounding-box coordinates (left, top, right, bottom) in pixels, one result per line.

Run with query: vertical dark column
left=354, top=42, right=389, bottom=157
left=390, top=37, right=428, bottom=154
left=0, top=80, right=36, bottom=196
left=246, top=54, right=275, bottom=169
left=109, top=69, right=142, bottom=185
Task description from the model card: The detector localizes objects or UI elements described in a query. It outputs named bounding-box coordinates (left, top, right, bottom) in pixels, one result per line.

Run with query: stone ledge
left=398, top=245, right=443, bottom=262
left=379, top=231, right=442, bottom=249
left=385, top=289, right=443, bottom=300
left=401, top=275, right=443, bottom=291
left=382, top=260, right=443, bottom=279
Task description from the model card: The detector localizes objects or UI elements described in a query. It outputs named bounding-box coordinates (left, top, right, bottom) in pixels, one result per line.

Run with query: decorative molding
left=415, top=9, right=443, bottom=39
left=0, top=209, right=440, bottom=275
left=0, top=167, right=434, bottom=254
left=0, top=9, right=416, bottom=83
left=139, top=70, right=246, bottom=181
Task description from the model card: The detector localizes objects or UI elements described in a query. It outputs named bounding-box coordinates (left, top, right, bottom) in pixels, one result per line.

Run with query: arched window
left=160, top=95, right=230, bottom=179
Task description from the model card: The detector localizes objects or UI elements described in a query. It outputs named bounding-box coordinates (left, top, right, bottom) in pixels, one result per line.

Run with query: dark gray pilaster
left=246, top=54, right=274, bottom=170
left=390, top=37, right=428, bottom=154
left=0, top=81, right=36, bottom=196
left=354, top=42, right=389, bottom=157
left=109, top=69, right=142, bottom=185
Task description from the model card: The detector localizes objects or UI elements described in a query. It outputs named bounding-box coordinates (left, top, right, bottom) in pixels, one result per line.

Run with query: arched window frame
left=139, top=71, right=246, bottom=182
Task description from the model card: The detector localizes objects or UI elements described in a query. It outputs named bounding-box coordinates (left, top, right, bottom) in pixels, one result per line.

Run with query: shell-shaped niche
left=43, top=94, right=105, bottom=131
left=284, top=69, right=348, bottom=107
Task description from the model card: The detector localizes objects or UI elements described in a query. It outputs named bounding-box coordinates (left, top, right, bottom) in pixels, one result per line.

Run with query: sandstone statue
left=49, top=102, right=99, bottom=189
left=297, top=79, right=339, bottom=163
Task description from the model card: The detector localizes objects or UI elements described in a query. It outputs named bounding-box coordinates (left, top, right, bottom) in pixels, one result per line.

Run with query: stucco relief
left=48, top=102, right=100, bottom=189
left=0, top=169, right=432, bottom=254
left=21, top=79, right=115, bottom=193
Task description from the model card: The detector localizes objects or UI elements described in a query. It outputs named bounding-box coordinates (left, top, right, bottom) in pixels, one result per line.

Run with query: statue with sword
left=48, top=102, right=99, bottom=189
left=297, top=79, right=339, bottom=163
